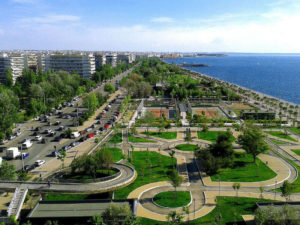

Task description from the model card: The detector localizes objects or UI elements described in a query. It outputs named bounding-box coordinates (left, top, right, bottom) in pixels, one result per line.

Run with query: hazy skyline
left=1, top=0, right=300, bottom=52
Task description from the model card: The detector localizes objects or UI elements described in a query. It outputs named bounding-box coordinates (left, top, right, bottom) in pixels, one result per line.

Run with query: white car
left=35, top=160, right=46, bottom=166
left=23, top=138, right=31, bottom=143
left=45, top=129, right=52, bottom=134
left=35, top=135, right=42, bottom=141
left=16, top=131, right=22, bottom=136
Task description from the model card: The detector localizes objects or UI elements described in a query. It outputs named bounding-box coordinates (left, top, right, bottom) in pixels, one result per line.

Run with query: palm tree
left=167, top=211, right=183, bottom=224
left=232, top=183, right=241, bottom=204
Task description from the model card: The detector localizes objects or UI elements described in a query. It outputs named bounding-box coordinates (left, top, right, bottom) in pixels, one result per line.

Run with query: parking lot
left=0, top=66, right=134, bottom=172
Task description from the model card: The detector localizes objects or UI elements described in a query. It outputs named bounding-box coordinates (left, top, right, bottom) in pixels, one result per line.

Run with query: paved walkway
left=0, top=163, right=136, bottom=193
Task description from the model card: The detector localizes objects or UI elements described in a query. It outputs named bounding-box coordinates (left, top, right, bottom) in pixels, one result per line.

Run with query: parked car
left=79, top=136, right=87, bottom=142
left=62, top=145, right=72, bottom=151
left=35, top=160, right=46, bottom=167
left=35, top=135, right=42, bottom=141
left=52, top=150, right=61, bottom=157
left=71, top=142, right=80, bottom=147
left=24, top=164, right=35, bottom=172
left=87, top=133, right=95, bottom=138
left=54, top=136, right=61, bottom=142
left=41, top=138, right=47, bottom=144
left=16, top=131, right=22, bottom=136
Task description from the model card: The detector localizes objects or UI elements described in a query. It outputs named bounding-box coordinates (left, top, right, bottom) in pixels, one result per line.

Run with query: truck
left=0, top=157, right=2, bottom=166
left=71, top=132, right=80, bottom=138
left=6, top=147, right=21, bottom=159
left=22, top=140, right=33, bottom=149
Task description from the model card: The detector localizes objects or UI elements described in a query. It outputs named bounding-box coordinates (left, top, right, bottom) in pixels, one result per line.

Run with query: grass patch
left=175, top=144, right=200, bottom=151
left=266, top=131, right=297, bottom=142
left=197, top=131, right=236, bottom=143
left=211, top=153, right=276, bottom=182
left=153, top=191, right=191, bottom=208
left=102, top=147, right=123, bottom=162
left=128, top=134, right=156, bottom=143
left=139, top=197, right=275, bottom=225
left=271, top=139, right=287, bottom=145
left=289, top=127, right=300, bottom=135
left=45, top=192, right=112, bottom=201
left=114, top=151, right=176, bottom=199
left=292, top=149, right=300, bottom=157
left=64, top=169, right=117, bottom=180
left=109, top=132, right=122, bottom=143
left=143, top=132, right=177, bottom=139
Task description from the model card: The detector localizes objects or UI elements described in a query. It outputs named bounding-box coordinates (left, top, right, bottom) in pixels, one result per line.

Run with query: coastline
left=164, top=60, right=299, bottom=108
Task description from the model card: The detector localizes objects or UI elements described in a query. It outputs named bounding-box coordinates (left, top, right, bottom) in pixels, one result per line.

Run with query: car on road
left=24, top=164, right=35, bottom=172
left=54, top=121, right=61, bottom=125
left=71, top=142, right=80, bottom=147
left=16, top=131, right=22, bottom=136
left=62, top=145, right=72, bottom=151
left=52, top=150, right=61, bottom=157
left=35, top=126, right=42, bottom=131
left=86, top=128, right=92, bottom=132
left=41, top=138, right=47, bottom=144
left=45, top=129, right=52, bottom=134
left=23, top=138, right=31, bottom=143
left=9, top=135, right=16, bottom=140
left=35, top=160, right=46, bottom=167
left=35, top=135, right=42, bottom=141
left=58, top=126, right=64, bottom=131
left=79, top=136, right=87, bottom=142
left=54, top=136, right=61, bottom=142
left=87, top=133, right=95, bottom=138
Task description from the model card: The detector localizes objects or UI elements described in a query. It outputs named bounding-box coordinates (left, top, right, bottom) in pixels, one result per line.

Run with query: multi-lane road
left=0, top=66, right=136, bottom=171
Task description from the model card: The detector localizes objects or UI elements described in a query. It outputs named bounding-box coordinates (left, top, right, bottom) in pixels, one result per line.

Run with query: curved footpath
left=0, top=163, right=136, bottom=193
left=125, top=129, right=300, bottom=222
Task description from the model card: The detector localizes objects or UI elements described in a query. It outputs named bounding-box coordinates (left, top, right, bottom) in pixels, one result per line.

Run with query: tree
left=57, top=150, right=66, bottom=169
left=201, top=124, right=209, bottom=133
left=104, top=83, right=115, bottom=94
left=168, top=150, right=176, bottom=170
left=238, top=125, right=269, bottom=163
left=170, top=170, right=183, bottom=199
left=0, top=161, right=17, bottom=181
left=5, top=68, right=13, bottom=87
left=232, top=183, right=241, bottom=203
left=167, top=211, right=183, bottom=225
left=90, top=214, right=106, bottom=225
left=281, top=180, right=295, bottom=201
left=102, top=203, right=133, bottom=225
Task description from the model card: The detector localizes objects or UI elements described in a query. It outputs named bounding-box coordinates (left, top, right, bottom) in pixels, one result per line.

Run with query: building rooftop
left=28, top=199, right=136, bottom=219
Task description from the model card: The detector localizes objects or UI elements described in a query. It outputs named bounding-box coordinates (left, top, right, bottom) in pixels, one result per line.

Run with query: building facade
left=105, top=53, right=117, bottom=68
left=44, top=54, right=96, bottom=78
left=0, top=53, right=25, bottom=84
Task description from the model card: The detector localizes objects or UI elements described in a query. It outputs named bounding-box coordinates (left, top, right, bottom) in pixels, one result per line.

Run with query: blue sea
left=165, top=53, right=300, bottom=105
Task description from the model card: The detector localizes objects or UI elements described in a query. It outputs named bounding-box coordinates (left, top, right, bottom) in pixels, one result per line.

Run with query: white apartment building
left=95, top=54, right=106, bottom=70
left=44, top=54, right=96, bottom=78
left=0, top=53, right=25, bottom=84
left=105, top=53, right=117, bottom=68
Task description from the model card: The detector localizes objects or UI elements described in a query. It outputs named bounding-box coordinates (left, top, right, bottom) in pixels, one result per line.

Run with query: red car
left=87, top=133, right=95, bottom=138
left=104, top=124, right=110, bottom=129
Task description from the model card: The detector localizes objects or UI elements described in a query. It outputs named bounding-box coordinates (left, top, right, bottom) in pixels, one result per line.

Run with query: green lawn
left=266, top=131, right=297, bottom=142
left=175, top=144, right=200, bottom=151
left=109, top=132, right=123, bottom=143
left=139, top=197, right=276, bottom=225
left=271, top=139, right=287, bottom=145
left=211, top=153, right=276, bottom=182
left=128, top=134, right=156, bottom=143
left=45, top=192, right=112, bottom=201
left=114, top=151, right=176, bottom=199
left=289, top=127, right=300, bottom=135
left=281, top=155, right=300, bottom=192
left=292, top=149, right=300, bottom=157
left=143, top=131, right=177, bottom=139
left=103, top=147, right=123, bottom=162
left=153, top=191, right=191, bottom=208
left=197, top=131, right=236, bottom=143
left=64, top=169, right=117, bottom=180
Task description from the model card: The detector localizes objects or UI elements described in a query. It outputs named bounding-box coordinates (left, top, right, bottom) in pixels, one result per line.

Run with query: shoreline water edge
left=164, top=60, right=300, bottom=108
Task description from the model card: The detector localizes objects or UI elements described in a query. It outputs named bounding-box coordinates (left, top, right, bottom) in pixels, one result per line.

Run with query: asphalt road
left=0, top=66, right=136, bottom=171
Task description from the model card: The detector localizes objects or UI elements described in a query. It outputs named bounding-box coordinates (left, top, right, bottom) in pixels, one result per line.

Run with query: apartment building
left=105, top=53, right=117, bottom=68
left=44, top=54, right=96, bottom=78
left=94, top=54, right=106, bottom=70
left=117, top=53, right=136, bottom=64
left=0, top=53, right=25, bottom=83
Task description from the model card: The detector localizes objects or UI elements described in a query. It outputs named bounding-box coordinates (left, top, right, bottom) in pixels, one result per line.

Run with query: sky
left=1, top=0, right=300, bottom=52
